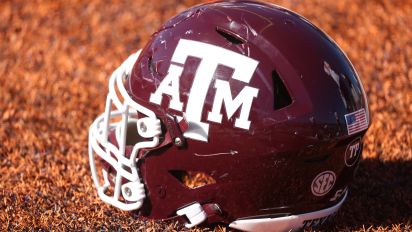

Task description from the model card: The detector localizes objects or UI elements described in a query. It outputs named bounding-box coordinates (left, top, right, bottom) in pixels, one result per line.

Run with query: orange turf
left=0, top=0, right=411, bottom=231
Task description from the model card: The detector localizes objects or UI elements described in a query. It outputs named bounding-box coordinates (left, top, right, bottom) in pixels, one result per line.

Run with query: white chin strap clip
left=176, top=203, right=207, bottom=228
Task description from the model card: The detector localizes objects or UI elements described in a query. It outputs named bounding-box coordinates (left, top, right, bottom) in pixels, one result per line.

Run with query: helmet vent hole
left=169, top=170, right=216, bottom=189
left=148, top=56, right=155, bottom=73
left=272, top=70, right=292, bottom=110
left=216, top=27, right=245, bottom=45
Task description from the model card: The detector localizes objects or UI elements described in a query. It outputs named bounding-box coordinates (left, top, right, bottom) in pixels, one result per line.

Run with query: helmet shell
left=125, top=0, right=369, bottom=222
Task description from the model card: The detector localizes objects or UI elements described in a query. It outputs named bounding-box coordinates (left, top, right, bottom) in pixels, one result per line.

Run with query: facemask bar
left=88, top=50, right=161, bottom=211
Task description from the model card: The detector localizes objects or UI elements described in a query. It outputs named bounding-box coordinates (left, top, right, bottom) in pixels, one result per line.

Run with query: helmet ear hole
left=169, top=170, right=216, bottom=189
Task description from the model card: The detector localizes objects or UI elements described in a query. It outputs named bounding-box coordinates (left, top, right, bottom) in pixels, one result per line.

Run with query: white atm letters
left=149, top=39, right=259, bottom=141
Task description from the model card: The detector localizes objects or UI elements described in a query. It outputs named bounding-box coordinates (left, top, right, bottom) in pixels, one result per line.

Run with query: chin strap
left=164, top=202, right=226, bottom=228
left=138, top=112, right=188, bottom=159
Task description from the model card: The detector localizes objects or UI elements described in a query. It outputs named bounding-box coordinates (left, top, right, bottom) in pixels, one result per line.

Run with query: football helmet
left=89, top=1, right=370, bottom=231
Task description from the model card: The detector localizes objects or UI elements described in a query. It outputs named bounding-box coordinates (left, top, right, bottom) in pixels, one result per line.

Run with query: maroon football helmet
left=89, top=1, right=370, bottom=231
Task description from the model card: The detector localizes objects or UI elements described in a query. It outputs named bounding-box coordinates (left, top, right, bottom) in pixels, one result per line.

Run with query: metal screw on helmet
left=124, top=187, right=132, bottom=197
left=139, top=123, right=147, bottom=133
left=174, top=137, right=183, bottom=146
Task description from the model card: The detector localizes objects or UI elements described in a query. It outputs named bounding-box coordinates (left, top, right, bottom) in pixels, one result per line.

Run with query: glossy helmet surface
left=89, top=1, right=370, bottom=231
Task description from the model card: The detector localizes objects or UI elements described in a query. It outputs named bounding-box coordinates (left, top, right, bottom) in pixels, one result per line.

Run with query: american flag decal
left=345, top=108, right=368, bottom=135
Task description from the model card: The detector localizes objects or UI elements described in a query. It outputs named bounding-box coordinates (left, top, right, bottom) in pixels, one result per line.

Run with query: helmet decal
left=345, top=137, right=362, bottom=167
left=311, top=171, right=337, bottom=197
left=149, top=39, right=259, bottom=142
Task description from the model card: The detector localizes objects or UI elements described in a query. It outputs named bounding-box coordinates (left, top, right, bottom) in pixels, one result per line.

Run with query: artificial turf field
left=0, top=0, right=411, bottom=231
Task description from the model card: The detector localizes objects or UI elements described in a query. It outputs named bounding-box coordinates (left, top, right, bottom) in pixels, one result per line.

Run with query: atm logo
left=150, top=39, right=259, bottom=142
